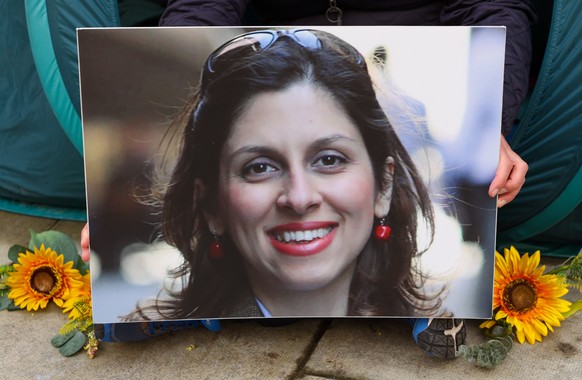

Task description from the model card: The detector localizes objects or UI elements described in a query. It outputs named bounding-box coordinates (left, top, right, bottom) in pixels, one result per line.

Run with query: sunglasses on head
left=200, top=29, right=366, bottom=88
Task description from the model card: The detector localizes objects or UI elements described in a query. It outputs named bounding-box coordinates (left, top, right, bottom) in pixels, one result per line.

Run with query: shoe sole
left=415, top=318, right=466, bottom=359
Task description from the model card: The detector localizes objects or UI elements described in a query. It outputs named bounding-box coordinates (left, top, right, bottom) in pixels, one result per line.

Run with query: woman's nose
left=276, top=170, right=322, bottom=214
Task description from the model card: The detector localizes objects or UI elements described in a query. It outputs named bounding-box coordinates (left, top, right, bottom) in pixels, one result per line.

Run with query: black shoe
left=94, top=320, right=221, bottom=342
left=411, top=318, right=466, bottom=359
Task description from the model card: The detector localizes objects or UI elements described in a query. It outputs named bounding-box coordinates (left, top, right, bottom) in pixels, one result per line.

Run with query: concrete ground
left=1, top=210, right=581, bottom=379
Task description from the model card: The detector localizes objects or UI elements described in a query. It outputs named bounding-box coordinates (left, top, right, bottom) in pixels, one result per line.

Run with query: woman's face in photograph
left=217, top=82, right=387, bottom=293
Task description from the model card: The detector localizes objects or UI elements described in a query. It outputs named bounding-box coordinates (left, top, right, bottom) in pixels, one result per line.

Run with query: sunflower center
left=503, top=278, right=537, bottom=314
left=30, top=266, right=57, bottom=294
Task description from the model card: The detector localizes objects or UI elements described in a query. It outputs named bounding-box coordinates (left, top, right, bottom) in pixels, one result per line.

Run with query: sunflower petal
left=523, top=324, right=537, bottom=344
left=496, top=309, right=508, bottom=319
left=515, top=329, right=525, bottom=344
left=531, top=318, right=548, bottom=336
left=508, top=315, right=524, bottom=331
left=480, top=320, right=496, bottom=329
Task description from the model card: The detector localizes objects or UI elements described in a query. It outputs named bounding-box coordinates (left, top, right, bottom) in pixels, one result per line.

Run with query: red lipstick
left=267, top=222, right=337, bottom=257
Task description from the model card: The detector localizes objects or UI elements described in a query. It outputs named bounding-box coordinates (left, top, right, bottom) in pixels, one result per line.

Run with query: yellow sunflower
left=7, top=244, right=83, bottom=311
left=481, top=246, right=571, bottom=344
left=62, top=272, right=92, bottom=320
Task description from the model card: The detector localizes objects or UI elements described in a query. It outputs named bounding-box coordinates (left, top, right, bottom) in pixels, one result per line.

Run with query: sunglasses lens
left=208, top=32, right=275, bottom=73
left=294, top=30, right=363, bottom=66
left=293, top=30, right=322, bottom=49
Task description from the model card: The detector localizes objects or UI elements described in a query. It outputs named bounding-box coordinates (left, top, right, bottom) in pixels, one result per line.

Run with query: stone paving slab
left=1, top=307, right=324, bottom=379
left=303, top=310, right=582, bottom=379
left=0, top=211, right=59, bottom=260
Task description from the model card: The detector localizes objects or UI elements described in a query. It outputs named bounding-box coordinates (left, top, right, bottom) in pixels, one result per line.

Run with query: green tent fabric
left=497, top=0, right=582, bottom=257
left=1, top=0, right=580, bottom=256
left=0, top=0, right=119, bottom=221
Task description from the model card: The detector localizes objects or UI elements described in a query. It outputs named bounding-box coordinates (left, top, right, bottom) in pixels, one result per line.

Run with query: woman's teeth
left=275, top=227, right=332, bottom=243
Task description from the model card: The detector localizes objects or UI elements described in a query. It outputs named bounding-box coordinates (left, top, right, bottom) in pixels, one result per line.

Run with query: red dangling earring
left=209, top=234, right=224, bottom=259
left=375, top=218, right=391, bottom=241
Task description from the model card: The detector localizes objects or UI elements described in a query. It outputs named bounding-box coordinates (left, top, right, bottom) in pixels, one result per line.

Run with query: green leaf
left=28, top=229, right=40, bottom=249
left=29, top=230, right=80, bottom=268
left=51, top=330, right=77, bottom=348
left=77, top=260, right=90, bottom=276
left=7, top=303, right=21, bottom=311
left=457, top=336, right=513, bottom=368
left=7, top=244, right=28, bottom=263
left=563, top=299, right=582, bottom=319
left=58, top=331, right=87, bottom=357
left=0, top=295, right=14, bottom=311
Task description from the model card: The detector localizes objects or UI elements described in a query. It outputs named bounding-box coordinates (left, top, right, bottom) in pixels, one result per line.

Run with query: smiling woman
left=218, top=84, right=384, bottom=316
left=123, top=28, right=437, bottom=319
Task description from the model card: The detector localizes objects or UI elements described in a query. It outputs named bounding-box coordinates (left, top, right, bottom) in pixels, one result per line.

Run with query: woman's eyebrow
left=228, top=134, right=357, bottom=160
left=309, top=134, right=357, bottom=150
left=228, top=145, right=278, bottom=160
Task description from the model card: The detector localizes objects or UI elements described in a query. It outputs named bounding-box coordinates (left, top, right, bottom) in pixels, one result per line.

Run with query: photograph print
left=78, top=26, right=505, bottom=322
